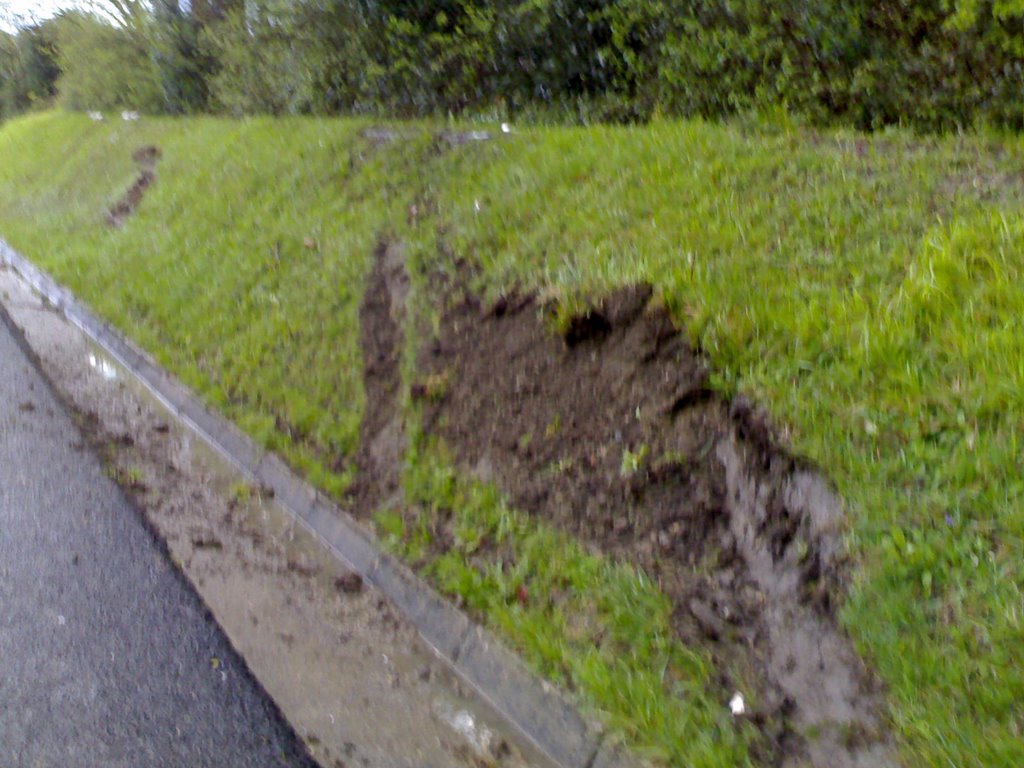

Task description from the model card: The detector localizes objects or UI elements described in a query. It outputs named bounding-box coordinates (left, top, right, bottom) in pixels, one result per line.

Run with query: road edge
left=0, top=239, right=642, bottom=768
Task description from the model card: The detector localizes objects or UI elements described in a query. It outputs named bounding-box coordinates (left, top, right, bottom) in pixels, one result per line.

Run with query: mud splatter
left=106, top=145, right=162, bottom=228
left=420, top=284, right=894, bottom=767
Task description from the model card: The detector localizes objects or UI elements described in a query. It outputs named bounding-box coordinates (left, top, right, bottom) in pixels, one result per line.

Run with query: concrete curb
left=0, top=240, right=638, bottom=768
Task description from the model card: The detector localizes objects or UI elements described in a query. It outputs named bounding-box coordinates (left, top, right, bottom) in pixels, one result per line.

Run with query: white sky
left=1, top=1, right=87, bottom=31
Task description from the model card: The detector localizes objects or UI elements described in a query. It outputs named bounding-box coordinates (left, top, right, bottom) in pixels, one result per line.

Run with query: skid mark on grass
left=419, top=285, right=895, bottom=767
left=348, top=239, right=410, bottom=517
left=105, top=145, right=161, bottom=228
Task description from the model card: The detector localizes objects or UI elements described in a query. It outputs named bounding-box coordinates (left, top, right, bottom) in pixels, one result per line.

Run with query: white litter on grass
left=438, top=705, right=495, bottom=758
left=121, top=110, right=140, bottom=122
left=474, top=199, right=481, bottom=212
left=88, top=353, right=118, bottom=381
left=87, top=111, right=104, bottom=122
left=729, top=691, right=746, bottom=716
left=500, top=122, right=511, bottom=134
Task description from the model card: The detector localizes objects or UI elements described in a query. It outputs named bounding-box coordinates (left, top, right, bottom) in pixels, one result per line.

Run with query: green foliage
left=0, top=31, right=15, bottom=114
left=378, top=1, right=497, bottom=116
left=202, top=1, right=370, bottom=116
left=254, top=0, right=1024, bottom=128
left=0, top=20, right=59, bottom=118
left=598, top=0, right=1004, bottom=130
left=10, top=0, right=1024, bottom=129
left=199, top=6, right=293, bottom=116
left=299, top=1, right=379, bottom=115
left=647, top=1, right=864, bottom=121
left=54, top=12, right=161, bottom=112
left=149, top=0, right=216, bottom=114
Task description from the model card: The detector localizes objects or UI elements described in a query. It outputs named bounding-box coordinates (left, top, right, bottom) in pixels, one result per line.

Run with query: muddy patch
left=106, top=145, right=162, bottom=228
left=348, top=240, right=410, bottom=517
left=419, top=285, right=894, bottom=767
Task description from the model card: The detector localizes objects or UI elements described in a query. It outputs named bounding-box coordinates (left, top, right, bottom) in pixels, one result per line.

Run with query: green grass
left=1, top=110, right=1023, bottom=765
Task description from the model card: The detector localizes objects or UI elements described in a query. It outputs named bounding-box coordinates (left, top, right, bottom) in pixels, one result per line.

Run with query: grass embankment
left=0, top=111, right=1021, bottom=766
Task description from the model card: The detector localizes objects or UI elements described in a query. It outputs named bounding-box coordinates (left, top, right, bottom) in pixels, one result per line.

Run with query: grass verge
left=0, top=110, right=1022, bottom=765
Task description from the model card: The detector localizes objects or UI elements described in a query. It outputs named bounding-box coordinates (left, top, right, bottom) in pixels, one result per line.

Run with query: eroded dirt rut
left=418, top=285, right=894, bottom=767
left=349, top=240, right=410, bottom=518
left=106, top=145, right=161, bottom=228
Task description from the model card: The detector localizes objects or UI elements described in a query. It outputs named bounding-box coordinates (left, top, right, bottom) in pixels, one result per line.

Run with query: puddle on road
left=87, top=352, right=118, bottom=380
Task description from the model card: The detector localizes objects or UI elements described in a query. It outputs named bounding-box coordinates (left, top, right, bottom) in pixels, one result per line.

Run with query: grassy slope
left=1, top=111, right=1022, bottom=765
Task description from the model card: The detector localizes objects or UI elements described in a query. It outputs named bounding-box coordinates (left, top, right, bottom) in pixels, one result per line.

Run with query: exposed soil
left=347, top=240, right=410, bottom=518
left=106, top=145, right=162, bottom=228
left=418, top=285, right=895, bottom=768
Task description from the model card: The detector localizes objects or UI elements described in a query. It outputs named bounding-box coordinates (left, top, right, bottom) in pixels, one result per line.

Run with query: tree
left=55, top=11, right=162, bottom=111
left=0, top=19, right=60, bottom=118
left=188, top=0, right=244, bottom=25
left=150, top=0, right=216, bottom=113
left=202, top=0, right=378, bottom=116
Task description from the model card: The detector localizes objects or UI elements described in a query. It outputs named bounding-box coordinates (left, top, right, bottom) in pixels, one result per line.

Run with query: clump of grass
left=228, top=481, right=252, bottom=504
left=410, top=369, right=451, bottom=402
left=620, top=444, right=649, bottom=477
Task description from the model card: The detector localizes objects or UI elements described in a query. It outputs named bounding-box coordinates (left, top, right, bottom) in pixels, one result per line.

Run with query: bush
left=645, top=0, right=1024, bottom=131
left=150, top=0, right=217, bottom=114
left=0, top=21, right=60, bottom=119
left=54, top=12, right=162, bottom=113
left=18, top=0, right=1024, bottom=130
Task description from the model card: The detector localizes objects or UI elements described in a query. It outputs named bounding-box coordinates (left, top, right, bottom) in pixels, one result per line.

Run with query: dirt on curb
left=106, top=145, right=161, bottom=228
left=417, top=285, right=895, bottom=768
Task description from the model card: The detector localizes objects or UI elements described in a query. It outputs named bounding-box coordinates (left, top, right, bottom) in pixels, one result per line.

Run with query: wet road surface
left=0, top=315, right=316, bottom=767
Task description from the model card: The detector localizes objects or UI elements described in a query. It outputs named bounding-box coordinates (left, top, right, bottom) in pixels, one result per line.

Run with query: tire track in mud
left=418, top=285, right=896, bottom=767
left=349, top=239, right=410, bottom=518
left=106, top=145, right=161, bottom=228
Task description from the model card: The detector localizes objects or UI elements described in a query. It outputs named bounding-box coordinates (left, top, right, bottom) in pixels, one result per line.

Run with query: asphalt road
left=0, top=314, right=316, bottom=767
